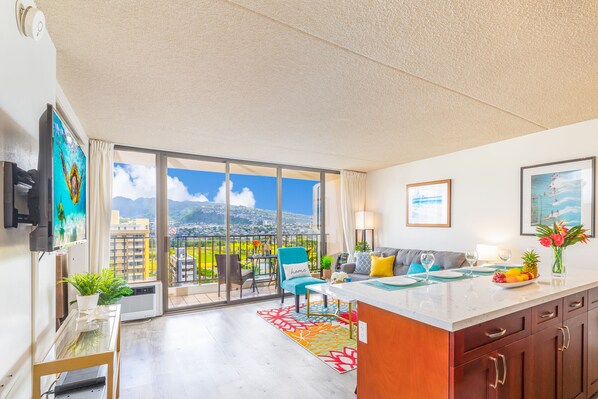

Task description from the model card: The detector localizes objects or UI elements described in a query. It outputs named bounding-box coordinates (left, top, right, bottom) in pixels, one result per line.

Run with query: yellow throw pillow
left=369, top=255, right=395, bottom=277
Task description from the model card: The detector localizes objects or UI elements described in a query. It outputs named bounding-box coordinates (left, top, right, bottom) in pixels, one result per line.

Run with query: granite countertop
left=328, top=267, right=598, bottom=332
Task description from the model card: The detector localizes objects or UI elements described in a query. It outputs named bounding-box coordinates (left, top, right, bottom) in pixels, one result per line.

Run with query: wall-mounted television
left=29, top=105, right=87, bottom=252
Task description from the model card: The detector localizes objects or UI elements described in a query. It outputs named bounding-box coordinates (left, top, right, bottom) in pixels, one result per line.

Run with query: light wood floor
left=120, top=297, right=357, bottom=398
left=168, top=285, right=279, bottom=308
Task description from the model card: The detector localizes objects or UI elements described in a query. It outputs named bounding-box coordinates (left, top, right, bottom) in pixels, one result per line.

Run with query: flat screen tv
left=30, top=105, right=87, bottom=252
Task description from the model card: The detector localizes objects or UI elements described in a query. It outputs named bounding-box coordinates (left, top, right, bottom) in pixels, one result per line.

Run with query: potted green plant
left=60, top=272, right=101, bottom=311
left=321, top=255, right=333, bottom=280
left=354, top=241, right=371, bottom=253
left=97, top=268, right=133, bottom=305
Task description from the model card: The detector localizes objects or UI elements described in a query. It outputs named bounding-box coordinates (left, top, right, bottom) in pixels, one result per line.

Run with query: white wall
left=366, top=118, right=598, bottom=271
left=0, top=0, right=87, bottom=396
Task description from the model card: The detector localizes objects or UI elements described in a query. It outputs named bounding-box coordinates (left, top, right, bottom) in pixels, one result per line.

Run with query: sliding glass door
left=112, top=146, right=339, bottom=312
left=228, top=163, right=278, bottom=302
left=165, top=157, right=227, bottom=310
left=281, top=169, right=322, bottom=277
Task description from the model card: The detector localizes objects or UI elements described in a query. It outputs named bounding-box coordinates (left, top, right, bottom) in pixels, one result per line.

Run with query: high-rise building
left=169, top=248, right=197, bottom=285
left=110, top=210, right=151, bottom=282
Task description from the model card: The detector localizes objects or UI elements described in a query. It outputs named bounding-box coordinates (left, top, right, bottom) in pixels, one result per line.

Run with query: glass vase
left=552, top=246, right=566, bottom=279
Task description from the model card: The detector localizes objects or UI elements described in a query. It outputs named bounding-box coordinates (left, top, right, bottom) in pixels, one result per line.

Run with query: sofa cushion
left=407, top=262, right=441, bottom=275
left=354, top=252, right=372, bottom=275
left=434, top=251, right=467, bottom=269
left=373, top=247, right=399, bottom=259
left=370, top=255, right=395, bottom=277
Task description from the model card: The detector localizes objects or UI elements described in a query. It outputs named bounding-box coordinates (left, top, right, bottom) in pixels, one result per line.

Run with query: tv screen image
left=52, top=110, right=86, bottom=248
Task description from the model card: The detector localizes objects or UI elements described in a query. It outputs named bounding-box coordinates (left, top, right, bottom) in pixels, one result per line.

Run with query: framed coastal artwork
left=520, top=157, right=595, bottom=237
left=406, top=179, right=451, bottom=227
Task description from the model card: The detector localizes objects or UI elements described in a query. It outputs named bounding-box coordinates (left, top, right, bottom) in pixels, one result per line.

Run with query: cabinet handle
left=498, top=354, right=507, bottom=385
left=489, top=356, right=499, bottom=389
left=569, top=301, right=583, bottom=309
left=563, top=325, right=571, bottom=350
left=539, top=311, right=555, bottom=319
left=558, top=327, right=567, bottom=351
left=485, top=328, right=507, bottom=339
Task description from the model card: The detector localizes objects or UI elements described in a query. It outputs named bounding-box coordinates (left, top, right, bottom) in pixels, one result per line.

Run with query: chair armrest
left=341, top=263, right=356, bottom=274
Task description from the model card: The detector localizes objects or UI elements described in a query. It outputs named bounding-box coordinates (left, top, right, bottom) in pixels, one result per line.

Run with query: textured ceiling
left=37, top=0, right=598, bottom=171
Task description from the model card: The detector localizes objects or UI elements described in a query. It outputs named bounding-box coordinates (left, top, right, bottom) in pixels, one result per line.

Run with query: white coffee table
left=305, top=283, right=357, bottom=339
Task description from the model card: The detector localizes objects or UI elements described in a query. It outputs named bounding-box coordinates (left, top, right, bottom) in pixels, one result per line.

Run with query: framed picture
left=520, top=157, right=595, bottom=237
left=406, top=179, right=451, bottom=227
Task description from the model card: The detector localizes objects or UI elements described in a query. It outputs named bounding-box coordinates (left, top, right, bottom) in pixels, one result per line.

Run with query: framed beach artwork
left=406, top=179, right=451, bottom=227
left=520, top=157, right=595, bottom=237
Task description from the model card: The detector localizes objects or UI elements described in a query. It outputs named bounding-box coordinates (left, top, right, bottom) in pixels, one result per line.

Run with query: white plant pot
left=76, top=293, right=99, bottom=311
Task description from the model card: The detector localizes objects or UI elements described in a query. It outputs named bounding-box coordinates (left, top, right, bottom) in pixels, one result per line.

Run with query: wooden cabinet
left=588, top=307, right=598, bottom=397
left=452, top=354, right=498, bottom=399
left=530, top=321, right=563, bottom=399
left=562, top=313, right=588, bottom=399
left=529, top=297, right=588, bottom=399
left=357, top=290, right=594, bottom=399
left=496, top=337, right=530, bottom=399
left=451, top=336, right=530, bottom=399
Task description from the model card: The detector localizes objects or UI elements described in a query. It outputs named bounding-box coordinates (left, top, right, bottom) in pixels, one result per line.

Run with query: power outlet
left=358, top=320, right=368, bottom=343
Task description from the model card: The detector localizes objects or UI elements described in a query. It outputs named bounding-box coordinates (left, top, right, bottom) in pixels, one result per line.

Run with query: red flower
left=540, top=237, right=553, bottom=247
left=551, top=234, right=565, bottom=247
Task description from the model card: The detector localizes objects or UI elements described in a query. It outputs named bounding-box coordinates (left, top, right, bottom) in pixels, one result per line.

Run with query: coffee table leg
left=306, top=289, right=311, bottom=316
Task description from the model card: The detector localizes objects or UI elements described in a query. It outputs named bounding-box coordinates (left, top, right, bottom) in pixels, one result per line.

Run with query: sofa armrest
left=341, top=263, right=356, bottom=274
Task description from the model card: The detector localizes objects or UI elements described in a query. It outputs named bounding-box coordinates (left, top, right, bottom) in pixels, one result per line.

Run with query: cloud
left=213, top=180, right=256, bottom=208
left=113, top=164, right=208, bottom=202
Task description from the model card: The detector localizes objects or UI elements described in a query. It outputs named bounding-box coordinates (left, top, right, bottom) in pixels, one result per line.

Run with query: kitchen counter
left=337, top=267, right=598, bottom=398
left=328, top=267, right=598, bottom=331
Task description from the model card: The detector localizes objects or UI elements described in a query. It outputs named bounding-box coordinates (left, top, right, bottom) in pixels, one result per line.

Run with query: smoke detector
left=16, top=1, right=46, bottom=41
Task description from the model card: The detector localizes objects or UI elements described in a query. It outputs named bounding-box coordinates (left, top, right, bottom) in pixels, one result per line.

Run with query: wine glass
left=465, top=250, right=478, bottom=276
left=498, top=248, right=512, bottom=271
left=421, top=253, right=435, bottom=284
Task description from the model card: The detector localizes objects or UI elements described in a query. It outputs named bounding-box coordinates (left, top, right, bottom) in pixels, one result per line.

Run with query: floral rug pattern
left=258, top=301, right=357, bottom=373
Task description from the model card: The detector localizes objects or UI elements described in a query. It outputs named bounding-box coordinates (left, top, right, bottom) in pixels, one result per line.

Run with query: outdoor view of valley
left=110, top=161, right=324, bottom=292
left=112, top=196, right=316, bottom=236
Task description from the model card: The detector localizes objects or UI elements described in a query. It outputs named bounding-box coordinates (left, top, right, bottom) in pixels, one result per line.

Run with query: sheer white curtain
left=89, top=140, right=114, bottom=273
left=340, top=170, right=366, bottom=262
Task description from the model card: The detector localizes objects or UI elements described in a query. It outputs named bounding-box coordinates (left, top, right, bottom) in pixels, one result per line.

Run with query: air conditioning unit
left=120, top=281, right=163, bottom=321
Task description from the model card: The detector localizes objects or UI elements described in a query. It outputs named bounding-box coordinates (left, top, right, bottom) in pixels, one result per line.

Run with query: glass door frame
left=115, top=145, right=338, bottom=313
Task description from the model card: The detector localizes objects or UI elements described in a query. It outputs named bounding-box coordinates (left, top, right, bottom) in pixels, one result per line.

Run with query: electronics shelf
left=33, top=305, right=121, bottom=399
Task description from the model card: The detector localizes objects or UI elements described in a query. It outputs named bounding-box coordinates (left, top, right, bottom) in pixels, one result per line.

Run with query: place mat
left=427, top=273, right=479, bottom=282
left=363, top=279, right=433, bottom=291
left=457, top=268, right=496, bottom=276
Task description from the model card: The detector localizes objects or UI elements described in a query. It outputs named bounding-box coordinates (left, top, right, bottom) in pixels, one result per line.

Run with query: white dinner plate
left=470, top=266, right=495, bottom=273
left=380, top=277, right=418, bottom=286
left=430, top=270, right=462, bottom=279
left=492, top=275, right=540, bottom=289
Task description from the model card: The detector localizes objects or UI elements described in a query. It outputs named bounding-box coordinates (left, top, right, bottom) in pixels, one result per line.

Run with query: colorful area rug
left=257, top=301, right=357, bottom=373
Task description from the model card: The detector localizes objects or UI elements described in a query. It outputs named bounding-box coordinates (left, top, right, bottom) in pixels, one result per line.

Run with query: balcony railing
left=109, top=233, right=322, bottom=286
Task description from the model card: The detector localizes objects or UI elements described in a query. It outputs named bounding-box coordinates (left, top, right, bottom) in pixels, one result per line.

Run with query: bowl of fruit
left=492, top=249, right=541, bottom=288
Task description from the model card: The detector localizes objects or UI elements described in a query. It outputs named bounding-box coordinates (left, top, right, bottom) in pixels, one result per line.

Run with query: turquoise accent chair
left=278, top=247, right=327, bottom=313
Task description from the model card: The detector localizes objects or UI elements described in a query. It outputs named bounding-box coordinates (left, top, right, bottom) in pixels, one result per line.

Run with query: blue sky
left=113, top=163, right=318, bottom=215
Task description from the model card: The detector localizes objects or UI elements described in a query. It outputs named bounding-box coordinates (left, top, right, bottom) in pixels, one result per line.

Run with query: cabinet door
left=588, top=307, right=598, bottom=397
left=530, top=326, right=563, bottom=399
left=562, top=313, right=588, bottom=399
left=452, top=354, right=498, bottom=399
left=496, top=337, right=530, bottom=399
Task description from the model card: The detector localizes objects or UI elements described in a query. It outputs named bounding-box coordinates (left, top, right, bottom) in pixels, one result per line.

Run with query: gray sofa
left=340, top=247, right=468, bottom=282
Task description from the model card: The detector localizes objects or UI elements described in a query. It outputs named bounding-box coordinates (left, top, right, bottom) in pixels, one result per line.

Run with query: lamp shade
left=355, top=211, right=374, bottom=230
left=476, top=244, right=498, bottom=261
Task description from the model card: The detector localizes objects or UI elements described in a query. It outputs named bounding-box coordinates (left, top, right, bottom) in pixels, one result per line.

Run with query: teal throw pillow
left=407, top=262, right=441, bottom=275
